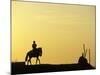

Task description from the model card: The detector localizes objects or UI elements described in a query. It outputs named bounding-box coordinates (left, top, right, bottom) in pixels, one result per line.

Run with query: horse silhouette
left=25, top=47, right=42, bottom=65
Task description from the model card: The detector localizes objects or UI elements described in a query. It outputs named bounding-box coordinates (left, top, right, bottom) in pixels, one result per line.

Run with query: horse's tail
left=25, top=53, right=28, bottom=62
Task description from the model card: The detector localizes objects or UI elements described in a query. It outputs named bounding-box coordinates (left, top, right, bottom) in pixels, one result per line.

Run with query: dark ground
left=11, top=62, right=95, bottom=75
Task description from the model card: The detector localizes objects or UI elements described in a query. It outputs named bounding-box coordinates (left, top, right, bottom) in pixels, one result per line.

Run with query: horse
left=25, top=47, right=42, bottom=65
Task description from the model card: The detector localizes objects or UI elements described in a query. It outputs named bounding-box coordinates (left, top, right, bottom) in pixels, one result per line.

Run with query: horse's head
left=37, top=47, right=42, bottom=56
left=38, top=47, right=42, bottom=50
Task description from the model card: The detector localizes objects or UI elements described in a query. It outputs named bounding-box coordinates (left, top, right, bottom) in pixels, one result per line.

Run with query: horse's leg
left=37, top=57, right=40, bottom=64
left=28, top=57, right=31, bottom=65
left=36, top=58, right=38, bottom=64
left=27, top=56, right=30, bottom=65
left=26, top=59, right=29, bottom=65
left=39, top=58, right=40, bottom=64
left=27, top=58, right=30, bottom=65
left=36, top=57, right=40, bottom=64
left=25, top=53, right=29, bottom=65
left=29, top=58, right=32, bottom=65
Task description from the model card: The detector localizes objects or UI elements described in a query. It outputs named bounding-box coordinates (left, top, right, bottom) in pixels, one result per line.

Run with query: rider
left=32, top=41, right=37, bottom=50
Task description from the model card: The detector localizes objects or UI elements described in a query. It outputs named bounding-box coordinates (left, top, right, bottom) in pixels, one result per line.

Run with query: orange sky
left=12, top=1, right=96, bottom=67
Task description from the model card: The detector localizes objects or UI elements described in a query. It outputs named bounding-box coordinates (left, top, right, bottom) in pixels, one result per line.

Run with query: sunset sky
left=12, top=1, right=96, bottom=67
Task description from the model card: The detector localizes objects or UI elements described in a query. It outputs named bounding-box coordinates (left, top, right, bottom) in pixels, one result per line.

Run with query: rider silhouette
left=32, top=41, right=37, bottom=50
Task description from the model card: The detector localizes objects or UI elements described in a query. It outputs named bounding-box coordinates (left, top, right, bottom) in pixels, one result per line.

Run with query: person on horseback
left=32, top=41, right=37, bottom=50
left=25, top=41, right=42, bottom=65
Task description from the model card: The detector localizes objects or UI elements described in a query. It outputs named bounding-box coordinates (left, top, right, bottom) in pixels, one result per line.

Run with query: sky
left=12, top=1, right=96, bottom=67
